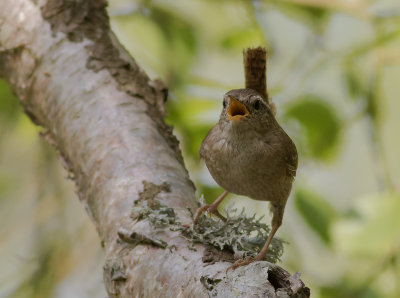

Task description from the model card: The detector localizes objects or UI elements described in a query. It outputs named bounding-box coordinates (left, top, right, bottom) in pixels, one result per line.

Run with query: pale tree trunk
left=0, top=0, right=310, bottom=297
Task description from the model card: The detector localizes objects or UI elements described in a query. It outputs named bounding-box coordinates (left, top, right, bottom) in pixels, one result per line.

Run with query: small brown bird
left=194, top=88, right=298, bottom=268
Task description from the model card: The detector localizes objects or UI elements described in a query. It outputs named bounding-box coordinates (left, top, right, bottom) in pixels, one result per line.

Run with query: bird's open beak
left=227, top=96, right=249, bottom=121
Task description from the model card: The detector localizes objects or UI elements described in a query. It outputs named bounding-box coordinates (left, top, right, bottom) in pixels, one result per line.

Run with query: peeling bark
left=0, top=0, right=310, bottom=297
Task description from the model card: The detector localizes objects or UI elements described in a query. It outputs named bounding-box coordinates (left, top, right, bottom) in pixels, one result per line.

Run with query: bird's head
left=219, top=89, right=275, bottom=130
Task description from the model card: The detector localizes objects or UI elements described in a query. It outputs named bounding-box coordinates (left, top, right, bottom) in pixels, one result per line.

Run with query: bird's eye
left=254, top=100, right=261, bottom=110
left=223, top=100, right=227, bottom=108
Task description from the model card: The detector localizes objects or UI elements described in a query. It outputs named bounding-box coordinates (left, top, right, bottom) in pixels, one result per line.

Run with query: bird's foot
left=227, top=254, right=264, bottom=272
left=193, top=204, right=226, bottom=226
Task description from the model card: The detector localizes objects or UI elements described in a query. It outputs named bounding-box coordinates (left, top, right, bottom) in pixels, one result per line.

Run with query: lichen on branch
left=130, top=194, right=285, bottom=264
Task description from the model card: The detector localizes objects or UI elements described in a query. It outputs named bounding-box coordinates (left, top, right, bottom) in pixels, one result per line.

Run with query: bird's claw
left=227, top=256, right=255, bottom=272
left=226, top=254, right=265, bottom=272
left=193, top=204, right=226, bottom=226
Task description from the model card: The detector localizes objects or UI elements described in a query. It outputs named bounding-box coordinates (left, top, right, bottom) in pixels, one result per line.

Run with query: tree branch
left=0, top=0, right=309, bottom=296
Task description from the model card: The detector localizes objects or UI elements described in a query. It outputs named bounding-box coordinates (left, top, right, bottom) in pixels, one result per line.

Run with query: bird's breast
left=202, top=131, right=288, bottom=202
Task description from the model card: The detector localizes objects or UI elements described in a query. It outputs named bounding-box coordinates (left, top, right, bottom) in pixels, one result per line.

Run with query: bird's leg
left=193, top=191, right=229, bottom=226
left=229, top=202, right=285, bottom=270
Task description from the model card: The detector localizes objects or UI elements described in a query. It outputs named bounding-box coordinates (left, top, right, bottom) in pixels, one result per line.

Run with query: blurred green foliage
left=285, top=96, right=341, bottom=160
left=0, top=80, right=19, bottom=130
left=294, top=188, right=338, bottom=244
left=2, top=0, right=400, bottom=297
left=0, top=84, right=104, bottom=297
left=147, top=4, right=197, bottom=85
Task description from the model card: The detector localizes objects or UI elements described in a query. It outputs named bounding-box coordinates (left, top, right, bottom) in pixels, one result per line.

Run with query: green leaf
left=273, top=2, right=331, bottom=32
left=344, top=62, right=368, bottom=100
left=147, top=5, right=197, bottom=87
left=284, top=95, right=341, bottom=160
left=0, top=175, right=17, bottom=201
left=220, top=28, right=265, bottom=50
left=110, top=13, right=166, bottom=76
left=319, top=281, right=380, bottom=298
left=333, top=193, right=400, bottom=257
left=0, top=79, right=19, bottom=125
left=201, top=186, right=225, bottom=205
left=294, top=188, right=338, bottom=244
left=166, top=95, right=218, bottom=159
left=183, top=124, right=213, bottom=159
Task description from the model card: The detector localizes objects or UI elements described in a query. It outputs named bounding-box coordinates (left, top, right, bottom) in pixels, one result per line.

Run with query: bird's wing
left=284, top=137, right=298, bottom=179
left=199, top=125, right=218, bottom=160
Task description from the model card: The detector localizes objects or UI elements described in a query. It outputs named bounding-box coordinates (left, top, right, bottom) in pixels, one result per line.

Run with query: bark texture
left=0, top=0, right=310, bottom=297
